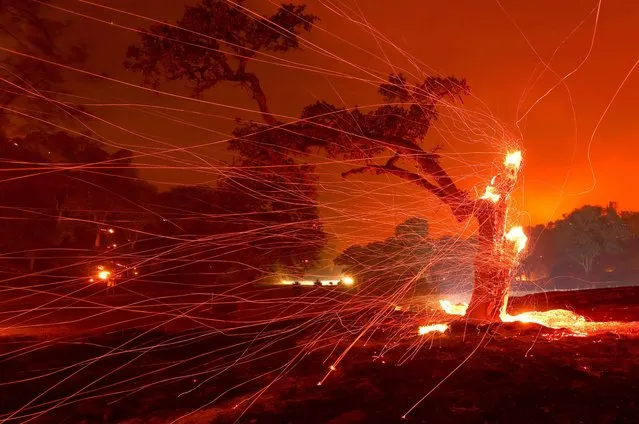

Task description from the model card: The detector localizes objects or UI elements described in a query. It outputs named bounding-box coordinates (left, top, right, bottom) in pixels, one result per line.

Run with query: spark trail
left=1, top=1, right=638, bottom=423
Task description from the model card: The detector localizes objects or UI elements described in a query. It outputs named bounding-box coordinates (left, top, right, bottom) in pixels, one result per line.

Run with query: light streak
left=0, top=2, right=636, bottom=423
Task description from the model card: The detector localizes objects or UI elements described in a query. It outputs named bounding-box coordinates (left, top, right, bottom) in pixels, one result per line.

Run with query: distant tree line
left=3, top=0, right=637, bottom=300
left=520, top=203, right=638, bottom=283
left=335, top=217, right=475, bottom=296
left=0, top=132, right=325, bottom=286
left=335, top=203, right=639, bottom=296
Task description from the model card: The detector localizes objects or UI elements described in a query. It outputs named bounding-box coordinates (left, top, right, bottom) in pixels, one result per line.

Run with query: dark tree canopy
left=126, top=1, right=521, bottom=321
left=0, top=0, right=85, bottom=134
left=0, top=130, right=325, bottom=281
left=231, top=74, right=471, bottom=219
left=125, top=0, right=317, bottom=124
left=519, top=223, right=557, bottom=281
left=0, top=132, right=155, bottom=272
left=126, top=1, right=471, bottom=222
left=395, top=216, right=430, bottom=239
left=143, top=175, right=325, bottom=283
left=554, top=204, right=628, bottom=277
left=335, top=217, right=434, bottom=294
left=520, top=203, right=634, bottom=283
left=125, top=0, right=328, bottom=281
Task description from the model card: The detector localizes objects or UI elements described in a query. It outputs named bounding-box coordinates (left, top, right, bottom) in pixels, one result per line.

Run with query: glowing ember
left=504, top=150, right=523, bottom=170
left=505, top=226, right=528, bottom=253
left=98, top=270, right=111, bottom=280
left=439, top=299, right=468, bottom=316
left=341, top=276, right=354, bottom=285
left=418, top=324, right=449, bottom=335
left=500, top=309, right=587, bottom=330
left=437, top=298, right=588, bottom=332
left=480, top=185, right=500, bottom=202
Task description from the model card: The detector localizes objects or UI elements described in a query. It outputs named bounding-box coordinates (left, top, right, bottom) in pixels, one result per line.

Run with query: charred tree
left=126, top=1, right=525, bottom=322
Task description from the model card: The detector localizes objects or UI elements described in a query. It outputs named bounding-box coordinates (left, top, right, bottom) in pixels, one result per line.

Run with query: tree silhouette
left=125, top=0, right=317, bottom=125
left=0, top=0, right=85, bottom=135
left=127, top=0, right=522, bottom=321
left=0, top=132, right=156, bottom=272
left=554, top=204, right=628, bottom=279
left=520, top=223, right=557, bottom=281
left=335, top=217, right=434, bottom=296
left=142, top=176, right=325, bottom=284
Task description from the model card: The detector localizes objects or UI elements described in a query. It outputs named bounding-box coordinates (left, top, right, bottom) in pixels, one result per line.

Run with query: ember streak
left=1, top=1, right=638, bottom=423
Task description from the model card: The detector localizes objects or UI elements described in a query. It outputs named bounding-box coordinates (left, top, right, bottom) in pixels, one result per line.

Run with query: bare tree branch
left=341, top=156, right=474, bottom=220
left=239, top=72, right=276, bottom=125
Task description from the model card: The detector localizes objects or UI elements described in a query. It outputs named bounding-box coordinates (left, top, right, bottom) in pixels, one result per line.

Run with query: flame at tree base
left=500, top=308, right=586, bottom=329
left=439, top=299, right=588, bottom=331
left=439, top=300, right=468, bottom=316
left=419, top=299, right=593, bottom=336
left=418, top=324, right=449, bottom=335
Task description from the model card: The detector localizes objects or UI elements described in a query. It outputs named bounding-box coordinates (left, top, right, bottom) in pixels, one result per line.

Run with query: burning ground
left=1, top=287, right=638, bottom=424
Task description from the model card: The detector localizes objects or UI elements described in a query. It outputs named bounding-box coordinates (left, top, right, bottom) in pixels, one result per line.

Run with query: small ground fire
left=1, top=1, right=638, bottom=423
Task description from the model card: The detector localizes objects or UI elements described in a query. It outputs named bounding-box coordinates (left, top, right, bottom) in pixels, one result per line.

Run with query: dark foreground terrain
left=1, top=286, right=638, bottom=424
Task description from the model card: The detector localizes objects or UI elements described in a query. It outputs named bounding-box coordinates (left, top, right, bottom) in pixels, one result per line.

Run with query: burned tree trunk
left=342, top=148, right=524, bottom=323
left=466, top=204, right=510, bottom=321
left=467, top=261, right=511, bottom=321
left=466, top=166, right=521, bottom=321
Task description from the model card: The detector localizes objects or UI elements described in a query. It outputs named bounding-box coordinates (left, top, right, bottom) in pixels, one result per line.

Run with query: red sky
left=42, top=0, right=639, bottom=252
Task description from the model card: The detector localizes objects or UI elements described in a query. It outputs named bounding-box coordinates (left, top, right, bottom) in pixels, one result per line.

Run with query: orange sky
left=42, top=0, right=639, bottom=252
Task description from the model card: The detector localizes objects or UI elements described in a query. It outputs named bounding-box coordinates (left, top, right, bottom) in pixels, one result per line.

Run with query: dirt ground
left=1, top=287, right=638, bottom=424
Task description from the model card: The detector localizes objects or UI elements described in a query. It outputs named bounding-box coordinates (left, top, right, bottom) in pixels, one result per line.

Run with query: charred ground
left=1, top=286, right=638, bottom=424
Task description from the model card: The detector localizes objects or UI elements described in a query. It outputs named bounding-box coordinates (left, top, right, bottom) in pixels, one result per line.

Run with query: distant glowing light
left=279, top=277, right=354, bottom=286
left=504, top=150, right=522, bottom=170
left=98, top=270, right=111, bottom=280
left=480, top=185, right=500, bottom=202
left=418, top=324, right=449, bottom=335
left=108, top=228, right=114, bottom=234
left=505, top=226, right=528, bottom=253
left=439, top=299, right=467, bottom=316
